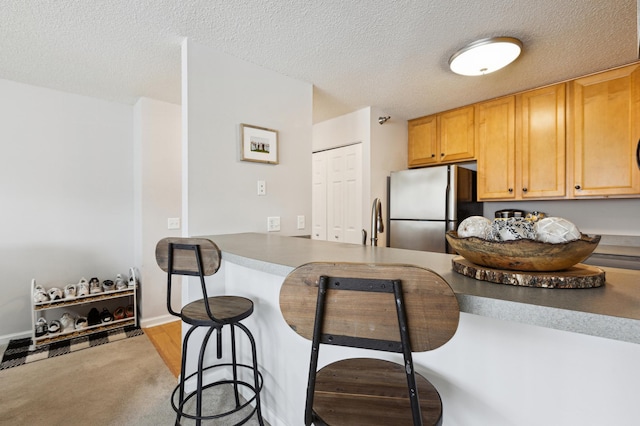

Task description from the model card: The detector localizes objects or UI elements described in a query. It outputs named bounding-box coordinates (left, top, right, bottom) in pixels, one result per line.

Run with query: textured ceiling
left=1, top=0, right=638, bottom=123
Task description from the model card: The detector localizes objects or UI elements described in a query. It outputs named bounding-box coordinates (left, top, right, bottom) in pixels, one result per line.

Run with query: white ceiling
left=1, top=0, right=638, bottom=123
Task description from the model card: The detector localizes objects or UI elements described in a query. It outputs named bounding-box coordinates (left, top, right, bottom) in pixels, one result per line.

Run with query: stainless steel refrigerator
left=387, top=165, right=483, bottom=253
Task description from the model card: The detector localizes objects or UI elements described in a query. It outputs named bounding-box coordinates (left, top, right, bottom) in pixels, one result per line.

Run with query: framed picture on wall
left=240, top=124, right=279, bottom=164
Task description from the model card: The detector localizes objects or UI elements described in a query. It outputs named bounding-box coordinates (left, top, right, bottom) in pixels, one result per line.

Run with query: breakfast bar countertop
left=203, top=232, right=640, bottom=344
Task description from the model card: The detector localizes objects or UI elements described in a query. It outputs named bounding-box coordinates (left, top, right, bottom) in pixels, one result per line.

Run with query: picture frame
left=240, top=123, right=279, bottom=164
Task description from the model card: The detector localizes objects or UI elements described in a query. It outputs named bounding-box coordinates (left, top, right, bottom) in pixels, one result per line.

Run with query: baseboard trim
left=0, top=330, right=32, bottom=345
left=140, top=314, right=179, bottom=329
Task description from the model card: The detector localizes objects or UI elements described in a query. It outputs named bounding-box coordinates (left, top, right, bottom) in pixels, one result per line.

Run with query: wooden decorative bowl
left=445, top=231, right=601, bottom=272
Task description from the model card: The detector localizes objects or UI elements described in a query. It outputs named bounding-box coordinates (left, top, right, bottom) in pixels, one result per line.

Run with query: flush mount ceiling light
left=449, top=37, right=522, bottom=76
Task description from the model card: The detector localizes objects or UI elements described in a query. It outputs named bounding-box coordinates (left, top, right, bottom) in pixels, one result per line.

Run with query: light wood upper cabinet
left=408, top=106, right=474, bottom=167
left=439, top=106, right=475, bottom=162
left=476, top=84, right=566, bottom=201
left=568, top=63, right=640, bottom=197
left=408, top=115, right=437, bottom=167
left=517, top=83, right=566, bottom=199
left=476, top=96, right=516, bottom=200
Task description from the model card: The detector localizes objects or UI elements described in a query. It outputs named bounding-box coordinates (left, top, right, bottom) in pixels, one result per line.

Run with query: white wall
left=133, top=98, right=182, bottom=327
left=0, top=78, right=134, bottom=341
left=182, top=38, right=313, bottom=237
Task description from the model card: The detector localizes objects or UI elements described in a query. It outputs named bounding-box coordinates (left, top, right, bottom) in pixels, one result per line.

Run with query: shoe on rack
left=102, top=279, right=115, bottom=292
left=60, top=313, right=75, bottom=332
left=87, top=307, right=101, bottom=326
left=35, top=317, right=48, bottom=337
left=100, top=308, right=113, bottom=323
left=75, top=316, right=87, bottom=329
left=48, top=287, right=63, bottom=301
left=89, top=277, right=102, bottom=294
left=48, top=320, right=62, bottom=334
left=77, top=278, right=90, bottom=297
left=64, top=284, right=77, bottom=299
left=125, top=305, right=135, bottom=318
left=115, top=274, right=127, bottom=290
left=34, top=285, right=50, bottom=303
left=113, top=306, right=125, bottom=320
left=128, top=267, right=138, bottom=287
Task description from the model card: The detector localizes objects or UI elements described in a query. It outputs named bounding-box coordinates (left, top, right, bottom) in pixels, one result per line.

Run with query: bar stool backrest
left=280, top=262, right=459, bottom=352
left=155, top=237, right=222, bottom=319
left=155, top=237, right=221, bottom=276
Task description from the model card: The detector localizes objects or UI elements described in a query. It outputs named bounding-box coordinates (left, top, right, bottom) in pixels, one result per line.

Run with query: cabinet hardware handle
left=522, top=187, right=528, bottom=192
left=431, top=154, right=435, bottom=158
left=636, top=138, right=639, bottom=170
left=334, top=235, right=338, bottom=239
left=440, top=153, right=445, bottom=157
left=575, top=185, right=581, bottom=190
left=508, top=188, right=513, bottom=193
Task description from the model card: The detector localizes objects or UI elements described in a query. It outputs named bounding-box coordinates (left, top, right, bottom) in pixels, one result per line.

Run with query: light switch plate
left=257, top=180, right=266, bottom=196
left=297, top=215, right=305, bottom=230
left=167, top=217, right=180, bottom=230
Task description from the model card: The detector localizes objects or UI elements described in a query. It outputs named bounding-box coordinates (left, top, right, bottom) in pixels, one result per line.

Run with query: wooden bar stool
left=280, top=262, right=460, bottom=426
left=155, top=237, right=264, bottom=426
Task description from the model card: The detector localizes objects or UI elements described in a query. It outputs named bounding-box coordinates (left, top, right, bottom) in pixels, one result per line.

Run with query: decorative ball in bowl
left=445, top=231, right=601, bottom=272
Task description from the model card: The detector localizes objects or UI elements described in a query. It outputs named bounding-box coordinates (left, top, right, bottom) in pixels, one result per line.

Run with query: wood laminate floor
left=144, top=320, right=182, bottom=378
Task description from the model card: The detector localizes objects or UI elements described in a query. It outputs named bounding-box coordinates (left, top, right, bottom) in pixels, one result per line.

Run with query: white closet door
left=311, top=151, right=327, bottom=240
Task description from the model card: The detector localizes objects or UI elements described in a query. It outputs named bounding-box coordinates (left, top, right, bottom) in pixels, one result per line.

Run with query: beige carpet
left=0, top=334, right=266, bottom=425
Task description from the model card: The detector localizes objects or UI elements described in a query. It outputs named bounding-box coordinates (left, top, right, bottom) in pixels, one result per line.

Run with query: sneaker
left=102, top=279, right=115, bottom=292
left=89, top=277, right=102, bottom=294
left=128, top=267, right=138, bottom=287
left=34, top=285, right=50, bottom=303
left=77, top=278, right=90, bottom=297
left=115, top=274, right=127, bottom=290
left=100, top=308, right=113, bottom=323
left=35, top=317, right=48, bottom=337
left=48, top=319, right=62, bottom=334
left=64, top=284, right=77, bottom=299
left=60, top=313, right=74, bottom=332
left=87, top=307, right=101, bottom=326
left=48, top=287, right=63, bottom=301
left=75, top=316, right=87, bottom=329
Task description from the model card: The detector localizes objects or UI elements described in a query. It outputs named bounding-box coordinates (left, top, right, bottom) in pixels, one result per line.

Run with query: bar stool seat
left=156, top=237, right=264, bottom=426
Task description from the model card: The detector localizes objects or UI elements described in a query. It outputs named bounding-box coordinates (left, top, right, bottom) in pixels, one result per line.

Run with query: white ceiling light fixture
left=449, top=37, right=523, bottom=76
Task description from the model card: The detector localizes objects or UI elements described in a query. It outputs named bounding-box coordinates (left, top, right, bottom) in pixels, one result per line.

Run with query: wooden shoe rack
left=31, top=278, right=138, bottom=349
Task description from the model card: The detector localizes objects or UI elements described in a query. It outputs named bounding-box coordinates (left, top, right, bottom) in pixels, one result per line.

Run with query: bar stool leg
left=196, top=327, right=216, bottom=426
left=176, top=325, right=197, bottom=425
left=237, top=322, right=265, bottom=426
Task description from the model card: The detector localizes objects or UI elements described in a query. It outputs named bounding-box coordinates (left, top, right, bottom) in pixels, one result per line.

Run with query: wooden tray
left=452, top=256, right=605, bottom=288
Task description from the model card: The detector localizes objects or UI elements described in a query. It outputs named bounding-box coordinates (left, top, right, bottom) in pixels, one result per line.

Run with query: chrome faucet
left=370, top=198, right=384, bottom=246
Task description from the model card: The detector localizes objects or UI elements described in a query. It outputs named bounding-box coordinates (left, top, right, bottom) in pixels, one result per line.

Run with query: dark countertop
left=203, top=233, right=640, bottom=344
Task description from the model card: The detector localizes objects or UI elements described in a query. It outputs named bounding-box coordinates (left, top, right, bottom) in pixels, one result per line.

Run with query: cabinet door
left=311, top=151, right=327, bottom=240
left=476, top=97, right=516, bottom=200
left=408, top=115, right=437, bottom=167
left=439, top=106, right=475, bottom=162
left=517, top=83, right=566, bottom=199
left=570, top=64, right=640, bottom=197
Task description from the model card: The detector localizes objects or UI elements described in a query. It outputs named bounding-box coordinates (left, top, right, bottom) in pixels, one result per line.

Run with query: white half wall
left=182, top=39, right=313, bottom=238
left=0, top=78, right=134, bottom=341
left=133, top=97, right=182, bottom=327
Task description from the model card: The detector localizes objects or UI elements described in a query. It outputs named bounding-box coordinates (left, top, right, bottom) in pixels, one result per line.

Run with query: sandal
left=113, top=307, right=125, bottom=320
left=125, top=305, right=135, bottom=318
